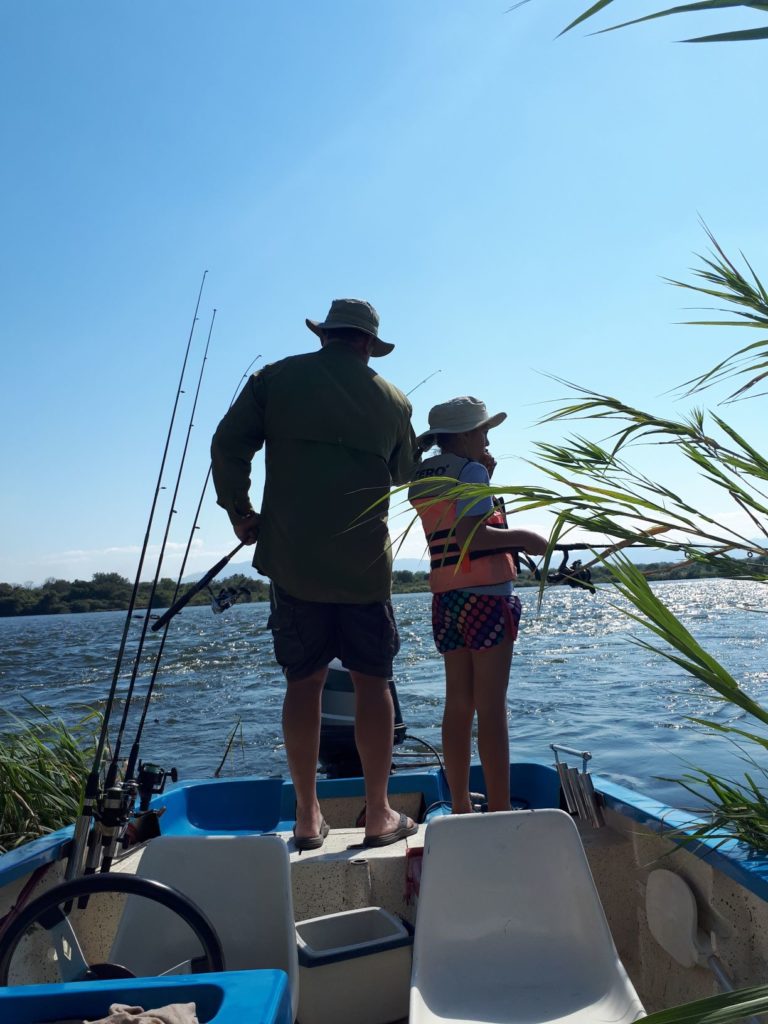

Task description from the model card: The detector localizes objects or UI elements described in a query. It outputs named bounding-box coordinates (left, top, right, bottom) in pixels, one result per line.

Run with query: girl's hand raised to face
left=479, top=450, right=497, bottom=478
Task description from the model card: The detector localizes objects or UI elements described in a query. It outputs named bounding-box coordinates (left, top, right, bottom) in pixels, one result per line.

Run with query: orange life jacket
left=408, top=453, right=517, bottom=594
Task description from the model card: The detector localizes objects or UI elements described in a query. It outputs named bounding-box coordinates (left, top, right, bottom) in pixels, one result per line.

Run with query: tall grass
left=0, top=704, right=99, bottom=852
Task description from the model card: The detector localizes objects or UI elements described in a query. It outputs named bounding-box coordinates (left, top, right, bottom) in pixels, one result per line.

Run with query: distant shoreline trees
left=0, top=571, right=268, bottom=618
left=0, top=560, right=763, bottom=617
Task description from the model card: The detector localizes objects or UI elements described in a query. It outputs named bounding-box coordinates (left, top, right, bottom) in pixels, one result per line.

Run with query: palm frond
left=671, top=233, right=768, bottom=401
left=616, top=969, right=768, bottom=1023
left=550, top=0, right=768, bottom=41
left=683, top=24, right=768, bottom=39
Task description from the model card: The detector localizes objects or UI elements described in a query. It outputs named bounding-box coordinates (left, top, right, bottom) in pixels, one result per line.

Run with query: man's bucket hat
left=416, top=396, right=507, bottom=445
left=306, top=298, right=394, bottom=357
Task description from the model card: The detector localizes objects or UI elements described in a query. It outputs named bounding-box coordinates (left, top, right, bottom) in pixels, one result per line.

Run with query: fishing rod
left=515, top=547, right=597, bottom=594
left=83, top=308, right=219, bottom=879
left=150, top=540, right=246, bottom=631
left=83, top=347, right=263, bottom=876
left=119, top=309, right=219, bottom=784
left=511, top=535, right=731, bottom=594
left=126, top=350, right=263, bottom=789
left=152, top=537, right=628, bottom=633
left=104, top=307, right=217, bottom=789
left=65, top=271, right=208, bottom=883
left=406, top=368, right=441, bottom=397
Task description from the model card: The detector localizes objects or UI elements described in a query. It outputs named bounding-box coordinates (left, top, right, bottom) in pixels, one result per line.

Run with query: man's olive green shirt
left=210, top=345, right=418, bottom=603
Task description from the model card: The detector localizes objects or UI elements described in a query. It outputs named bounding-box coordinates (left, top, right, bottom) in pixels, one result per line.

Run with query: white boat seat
left=410, top=809, right=645, bottom=1024
left=110, top=835, right=299, bottom=1020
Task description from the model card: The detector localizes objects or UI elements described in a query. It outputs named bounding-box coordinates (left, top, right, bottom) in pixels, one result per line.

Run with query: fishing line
left=65, top=271, right=208, bottom=882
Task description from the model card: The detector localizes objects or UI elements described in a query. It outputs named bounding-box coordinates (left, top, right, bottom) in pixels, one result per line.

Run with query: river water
left=1, top=579, right=767, bottom=808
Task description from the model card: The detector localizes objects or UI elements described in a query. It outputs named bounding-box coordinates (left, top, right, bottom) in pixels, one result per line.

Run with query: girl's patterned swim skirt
left=431, top=590, right=522, bottom=654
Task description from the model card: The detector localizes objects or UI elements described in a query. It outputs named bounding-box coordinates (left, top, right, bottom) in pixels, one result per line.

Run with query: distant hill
left=392, top=557, right=430, bottom=572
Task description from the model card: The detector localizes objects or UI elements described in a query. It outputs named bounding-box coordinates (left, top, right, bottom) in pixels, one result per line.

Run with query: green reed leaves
left=0, top=704, right=100, bottom=852
left=639, top=984, right=768, bottom=1024
left=607, top=557, right=768, bottom=725
left=663, top=765, right=768, bottom=851
left=522, top=1, right=768, bottom=44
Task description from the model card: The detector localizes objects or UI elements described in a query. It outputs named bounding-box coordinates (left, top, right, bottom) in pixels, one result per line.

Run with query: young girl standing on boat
left=409, top=397, right=547, bottom=813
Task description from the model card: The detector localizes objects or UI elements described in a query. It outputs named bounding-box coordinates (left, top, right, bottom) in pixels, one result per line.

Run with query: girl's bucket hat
left=416, top=396, right=507, bottom=445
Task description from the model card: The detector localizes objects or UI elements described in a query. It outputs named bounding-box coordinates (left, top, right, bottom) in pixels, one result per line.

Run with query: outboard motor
left=319, top=659, right=406, bottom=778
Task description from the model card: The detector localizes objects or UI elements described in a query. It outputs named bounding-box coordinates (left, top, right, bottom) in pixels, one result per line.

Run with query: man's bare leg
left=282, top=667, right=328, bottom=840
left=350, top=672, right=412, bottom=838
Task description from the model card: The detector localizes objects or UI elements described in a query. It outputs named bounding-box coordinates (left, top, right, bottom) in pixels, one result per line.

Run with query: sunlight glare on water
left=1, top=578, right=766, bottom=808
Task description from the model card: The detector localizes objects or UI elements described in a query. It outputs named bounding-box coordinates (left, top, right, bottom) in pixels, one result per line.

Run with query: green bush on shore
left=0, top=572, right=270, bottom=618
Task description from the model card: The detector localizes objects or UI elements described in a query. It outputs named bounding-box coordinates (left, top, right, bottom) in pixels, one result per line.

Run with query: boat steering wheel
left=0, top=872, right=225, bottom=985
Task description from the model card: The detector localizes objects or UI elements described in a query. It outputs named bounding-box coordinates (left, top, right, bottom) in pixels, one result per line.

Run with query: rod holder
left=551, top=744, right=604, bottom=828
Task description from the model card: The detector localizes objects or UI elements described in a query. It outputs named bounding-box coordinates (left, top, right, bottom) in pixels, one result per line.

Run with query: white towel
left=84, top=1002, right=199, bottom=1024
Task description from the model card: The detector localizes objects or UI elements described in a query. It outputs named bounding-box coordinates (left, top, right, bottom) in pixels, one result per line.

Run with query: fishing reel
left=545, top=556, right=596, bottom=594
left=517, top=547, right=597, bottom=595
left=208, top=584, right=251, bottom=615
left=114, top=762, right=179, bottom=847
left=136, top=760, right=178, bottom=811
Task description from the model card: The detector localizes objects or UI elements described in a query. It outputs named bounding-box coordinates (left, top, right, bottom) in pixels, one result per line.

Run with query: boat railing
left=551, top=743, right=605, bottom=829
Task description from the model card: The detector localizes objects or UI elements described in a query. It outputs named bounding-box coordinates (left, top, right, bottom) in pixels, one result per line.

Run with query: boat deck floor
left=279, top=823, right=427, bottom=862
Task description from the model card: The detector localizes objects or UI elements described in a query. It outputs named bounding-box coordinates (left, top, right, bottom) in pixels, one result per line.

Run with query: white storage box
left=295, top=906, right=413, bottom=1024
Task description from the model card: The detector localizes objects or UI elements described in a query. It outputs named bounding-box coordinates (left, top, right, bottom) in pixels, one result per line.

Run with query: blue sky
left=1, top=1, right=765, bottom=585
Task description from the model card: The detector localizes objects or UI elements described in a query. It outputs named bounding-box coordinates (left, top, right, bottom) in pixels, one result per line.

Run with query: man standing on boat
left=211, top=298, right=419, bottom=850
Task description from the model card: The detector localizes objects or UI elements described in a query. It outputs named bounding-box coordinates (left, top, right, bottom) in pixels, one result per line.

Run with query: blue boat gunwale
left=0, top=827, right=75, bottom=888
left=596, top=775, right=768, bottom=903
left=2, top=764, right=768, bottom=905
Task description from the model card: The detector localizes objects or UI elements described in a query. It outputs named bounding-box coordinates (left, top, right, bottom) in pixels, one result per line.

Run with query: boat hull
left=2, top=763, right=768, bottom=1020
